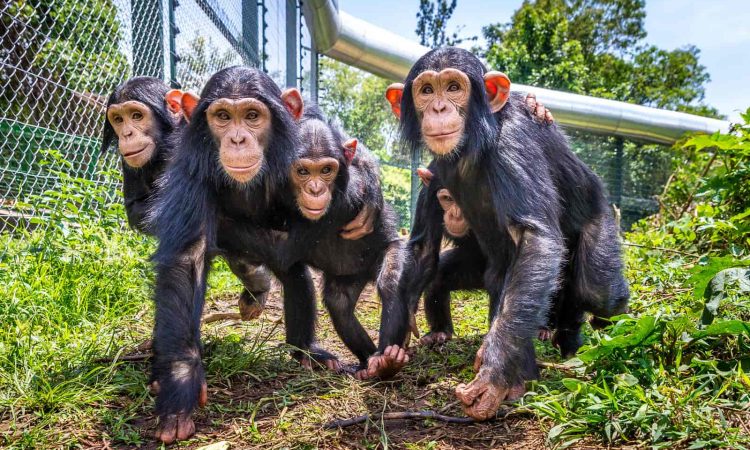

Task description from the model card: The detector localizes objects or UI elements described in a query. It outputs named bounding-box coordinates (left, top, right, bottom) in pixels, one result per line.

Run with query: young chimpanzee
left=148, top=67, right=376, bottom=443
left=386, top=47, right=629, bottom=421
left=101, top=78, right=272, bottom=320
left=278, top=101, right=410, bottom=380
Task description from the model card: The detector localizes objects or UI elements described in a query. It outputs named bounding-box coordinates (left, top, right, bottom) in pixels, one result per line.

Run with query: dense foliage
left=481, top=0, right=720, bottom=118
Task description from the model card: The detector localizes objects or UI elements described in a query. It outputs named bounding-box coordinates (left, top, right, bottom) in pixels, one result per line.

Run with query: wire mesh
left=0, top=0, right=314, bottom=256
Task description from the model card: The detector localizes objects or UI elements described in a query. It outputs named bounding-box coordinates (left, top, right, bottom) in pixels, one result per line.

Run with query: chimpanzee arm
left=482, top=223, right=563, bottom=385
left=149, top=151, right=217, bottom=441
left=339, top=150, right=383, bottom=240
left=397, top=173, right=445, bottom=319
left=122, top=167, right=154, bottom=234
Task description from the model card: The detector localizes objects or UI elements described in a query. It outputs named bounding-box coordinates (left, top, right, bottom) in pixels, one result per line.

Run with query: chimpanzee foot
left=238, top=291, right=264, bottom=320
left=155, top=413, right=196, bottom=444
left=359, top=345, right=409, bottom=380
left=455, top=372, right=507, bottom=421
left=295, top=348, right=342, bottom=372
left=473, top=342, right=486, bottom=371
left=419, top=331, right=452, bottom=347
left=507, top=383, right=526, bottom=401
left=537, top=327, right=553, bottom=341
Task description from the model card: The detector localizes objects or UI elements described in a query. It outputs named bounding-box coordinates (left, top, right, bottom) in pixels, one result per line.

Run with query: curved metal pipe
left=302, top=0, right=730, bottom=144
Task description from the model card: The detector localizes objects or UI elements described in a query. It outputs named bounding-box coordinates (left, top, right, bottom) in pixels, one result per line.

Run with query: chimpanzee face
left=289, top=118, right=357, bottom=221
left=107, top=101, right=160, bottom=168
left=385, top=48, right=511, bottom=157
left=411, top=68, right=471, bottom=155
left=207, top=98, right=272, bottom=184
left=291, top=156, right=340, bottom=220
left=436, top=188, right=470, bottom=238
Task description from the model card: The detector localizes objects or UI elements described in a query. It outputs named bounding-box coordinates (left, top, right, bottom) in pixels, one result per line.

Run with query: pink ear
left=385, top=83, right=404, bottom=118
left=165, top=89, right=184, bottom=114
left=181, top=92, right=199, bottom=121
left=416, top=167, right=433, bottom=187
left=484, top=71, right=511, bottom=113
left=281, top=88, right=304, bottom=120
left=343, top=138, right=357, bottom=163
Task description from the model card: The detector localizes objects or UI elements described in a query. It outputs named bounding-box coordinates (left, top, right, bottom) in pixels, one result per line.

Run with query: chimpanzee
left=101, top=78, right=272, bottom=321
left=385, top=47, right=629, bottom=421
left=277, top=102, right=409, bottom=380
left=147, top=67, right=376, bottom=443
left=414, top=94, right=556, bottom=347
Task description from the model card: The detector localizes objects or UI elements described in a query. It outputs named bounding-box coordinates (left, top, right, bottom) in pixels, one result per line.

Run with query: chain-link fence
left=1, top=0, right=315, bottom=251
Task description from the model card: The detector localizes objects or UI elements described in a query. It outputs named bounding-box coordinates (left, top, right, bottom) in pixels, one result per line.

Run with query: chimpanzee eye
left=421, top=85, right=434, bottom=95
left=321, top=166, right=332, bottom=175
left=447, top=82, right=460, bottom=92
left=132, top=111, right=143, bottom=120
left=297, top=167, right=309, bottom=176
left=217, top=110, right=230, bottom=121
left=246, top=110, right=259, bottom=120
left=113, top=115, right=123, bottom=124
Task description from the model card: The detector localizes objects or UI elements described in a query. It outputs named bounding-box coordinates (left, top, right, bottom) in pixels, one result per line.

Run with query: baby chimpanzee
left=279, top=99, right=410, bottom=380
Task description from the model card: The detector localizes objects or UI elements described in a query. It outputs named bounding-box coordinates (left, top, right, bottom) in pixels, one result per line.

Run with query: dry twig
left=324, top=408, right=514, bottom=429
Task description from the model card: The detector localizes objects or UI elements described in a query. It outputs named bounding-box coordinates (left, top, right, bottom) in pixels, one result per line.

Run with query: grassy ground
left=0, top=216, right=748, bottom=449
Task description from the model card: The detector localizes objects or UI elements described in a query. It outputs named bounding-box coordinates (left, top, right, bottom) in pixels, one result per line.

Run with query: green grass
left=1, top=174, right=749, bottom=448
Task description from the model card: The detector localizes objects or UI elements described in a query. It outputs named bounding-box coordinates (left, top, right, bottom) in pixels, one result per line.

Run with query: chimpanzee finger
left=473, top=343, right=486, bottom=371
left=198, top=382, right=208, bottom=407
left=535, top=102, right=546, bottom=122
left=545, top=109, right=554, bottom=124
left=149, top=380, right=160, bottom=395
left=525, top=93, right=537, bottom=111
left=155, top=415, right=179, bottom=444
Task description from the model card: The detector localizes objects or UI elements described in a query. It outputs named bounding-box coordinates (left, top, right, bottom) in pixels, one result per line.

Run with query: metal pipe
left=302, top=0, right=730, bottom=144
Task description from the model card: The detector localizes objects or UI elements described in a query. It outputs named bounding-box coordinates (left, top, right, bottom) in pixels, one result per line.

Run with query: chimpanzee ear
left=343, top=138, right=357, bottom=164
left=165, top=89, right=184, bottom=114
left=281, top=88, right=304, bottom=121
left=385, top=83, right=404, bottom=118
left=181, top=92, right=200, bottom=122
left=416, top=167, right=433, bottom=187
left=484, top=71, right=511, bottom=113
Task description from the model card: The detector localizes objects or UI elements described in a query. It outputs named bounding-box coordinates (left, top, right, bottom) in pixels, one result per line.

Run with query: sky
left=341, top=0, right=750, bottom=122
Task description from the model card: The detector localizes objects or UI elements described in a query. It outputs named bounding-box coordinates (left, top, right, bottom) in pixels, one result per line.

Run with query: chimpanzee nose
left=310, top=181, right=325, bottom=196
left=122, top=127, right=133, bottom=137
left=231, top=133, right=245, bottom=145
left=433, top=100, right=448, bottom=113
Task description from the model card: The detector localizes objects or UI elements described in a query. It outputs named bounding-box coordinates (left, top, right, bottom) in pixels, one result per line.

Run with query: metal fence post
left=241, top=0, right=259, bottom=66
left=611, top=137, right=624, bottom=207
left=259, top=0, right=268, bottom=71
left=286, top=0, right=298, bottom=87
left=167, top=0, right=180, bottom=87
left=131, top=0, right=165, bottom=78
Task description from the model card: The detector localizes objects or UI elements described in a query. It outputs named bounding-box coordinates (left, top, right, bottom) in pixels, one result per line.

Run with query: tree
left=481, top=0, right=720, bottom=118
left=415, top=0, right=475, bottom=48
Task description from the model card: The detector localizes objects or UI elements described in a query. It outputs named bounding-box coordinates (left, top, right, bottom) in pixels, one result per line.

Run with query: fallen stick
left=94, top=353, right=151, bottom=363
left=324, top=408, right=514, bottom=429
left=202, top=312, right=243, bottom=324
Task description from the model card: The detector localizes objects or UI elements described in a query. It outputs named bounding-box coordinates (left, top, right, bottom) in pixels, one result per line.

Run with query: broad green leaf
left=700, top=267, right=750, bottom=325
left=688, top=256, right=750, bottom=300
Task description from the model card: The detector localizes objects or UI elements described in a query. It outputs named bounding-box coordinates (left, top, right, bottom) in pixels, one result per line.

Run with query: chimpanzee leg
left=422, top=244, right=486, bottom=345
left=151, top=238, right=210, bottom=444
left=551, top=276, right=586, bottom=358
left=322, top=275, right=374, bottom=365
left=363, top=239, right=410, bottom=379
left=225, top=256, right=271, bottom=320
left=277, top=262, right=340, bottom=370
left=572, top=215, right=630, bottom=324
left=456, top=228, right=563, bottom=421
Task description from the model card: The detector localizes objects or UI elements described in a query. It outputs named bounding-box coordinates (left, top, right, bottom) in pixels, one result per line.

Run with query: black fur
left=148, top=67, right=324, bottom=424
left=397, top=48, right=629, bottom=390
left=279, top=105, right=406, bottom=366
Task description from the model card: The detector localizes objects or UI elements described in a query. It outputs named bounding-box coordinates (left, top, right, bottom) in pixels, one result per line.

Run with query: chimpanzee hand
left=525, top=93, right=554, bottom=124
left=456, top=343, right=525, bottom=421
left=339, top=203, right=376, bottom=239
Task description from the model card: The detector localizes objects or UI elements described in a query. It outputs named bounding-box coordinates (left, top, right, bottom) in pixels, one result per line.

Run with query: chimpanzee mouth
left=122, top=146, right=147, bottom=158
left=226, top=161, right=261, bottom=174
left=425, top=130, right=460, bottom=139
